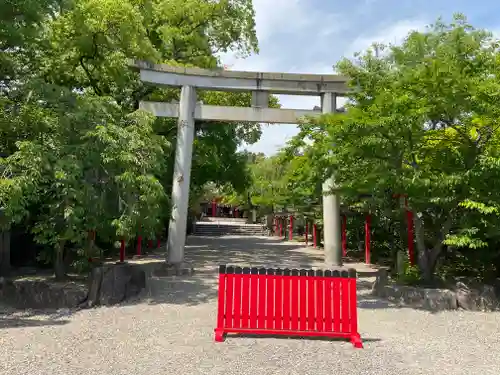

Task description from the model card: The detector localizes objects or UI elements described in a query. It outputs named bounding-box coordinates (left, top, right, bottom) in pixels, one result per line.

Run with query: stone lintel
left=139, top=101, right=322, bottom=124
left=131, top=60, right=350, bottom=96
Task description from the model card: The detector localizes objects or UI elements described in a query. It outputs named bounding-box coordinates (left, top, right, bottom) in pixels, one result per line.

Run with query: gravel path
left=1, top=235, right=499, bottom=375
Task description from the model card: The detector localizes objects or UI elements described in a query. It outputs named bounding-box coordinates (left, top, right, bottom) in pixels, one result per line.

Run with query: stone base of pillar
left=324, top=264, right=346, bottom=271
left=152, top=262, right=195, bottom=277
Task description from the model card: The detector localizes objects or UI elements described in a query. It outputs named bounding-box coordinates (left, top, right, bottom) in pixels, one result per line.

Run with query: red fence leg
left=324, top=276, right=333, bottom=332
left=313, top=224, right=317, bottom=248
left=214, top=266, right=227, bottom=342
left=307, top=270, right=315, bottom=331
left=241, top=268, right=251, bottom=328
left=279, top=220, right=283, bottom=238
left=289, top=215, right=294, bottom=240
left=340, top=277, right=350, bottom=333
left=282, top=270, right=291, bottom=330
left=305, top=222, right=309, bottom=246
left=348, top=272, right=363, bottom=348
left=365, top=214, right=371, bottom=265
left=274, top=270, right=283, bottom=330
left=233, top=267, right=243, bottom=329
left=315, top=272, right=324, bottom=332
left=266, top=269, right=275, bottom=329
left=119, top=239, right=125, bottom=262
left=290, top=269, right=299, bottom=330
left=249, top=267, right=259, bottom=329
left=257, top=268, right=266, bottom=329
left=333, top=277, right=341, bottom=333
left=341, top=215, right=347, bottom=257
left=299, top=270, right=307, bottom=331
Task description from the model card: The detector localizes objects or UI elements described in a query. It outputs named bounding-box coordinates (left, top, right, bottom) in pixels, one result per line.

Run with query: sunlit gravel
left=1, top=236, right=499, bottom=375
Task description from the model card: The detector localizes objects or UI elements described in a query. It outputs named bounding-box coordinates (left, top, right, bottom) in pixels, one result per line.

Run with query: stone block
left=152, top=262, right=195, bottom=277
left=454, top=279, right=499, bottom=312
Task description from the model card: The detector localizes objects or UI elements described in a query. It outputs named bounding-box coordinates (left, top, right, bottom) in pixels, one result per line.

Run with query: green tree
left=290, top=14, right=500, bottom=281
left=1, top=0, right=261, bottom=278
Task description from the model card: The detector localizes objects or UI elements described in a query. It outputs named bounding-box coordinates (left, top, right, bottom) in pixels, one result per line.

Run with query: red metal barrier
left=214, top=265, right=363, bottom=348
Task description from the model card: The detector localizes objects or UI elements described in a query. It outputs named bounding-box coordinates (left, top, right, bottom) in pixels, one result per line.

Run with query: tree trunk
left=54, top=240, right=66, bottom=280
left=414, top=213, right=452, bottom=283
left=86, top=230, right=95, bottom=259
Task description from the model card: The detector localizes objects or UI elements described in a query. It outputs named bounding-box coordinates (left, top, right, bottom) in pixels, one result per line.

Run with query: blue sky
left=219, top=0, right=500, bottom=155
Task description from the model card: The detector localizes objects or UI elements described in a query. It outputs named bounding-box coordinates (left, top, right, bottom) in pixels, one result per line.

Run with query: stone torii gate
left=132, top=61, right=349, bottom=270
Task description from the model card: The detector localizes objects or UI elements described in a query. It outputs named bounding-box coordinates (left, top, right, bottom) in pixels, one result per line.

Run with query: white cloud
left=251, top=0, right=307, bottom=42
left=218, top=2, right=430, bottom=156
left=251, top=0, right=347, bottom=43
left=344, top=19, right=428, bottom=57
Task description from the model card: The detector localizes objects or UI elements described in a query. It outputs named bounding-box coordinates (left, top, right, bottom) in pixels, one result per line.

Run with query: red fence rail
left=214, top=265, right=363, bottom=348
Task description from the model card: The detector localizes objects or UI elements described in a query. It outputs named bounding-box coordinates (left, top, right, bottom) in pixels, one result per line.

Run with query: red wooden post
left=212, top=200, right=217, bottom=217
left=157, top=237, right=161, bottom=248
left=365, top=214, right=371, bottom=264
left=305, top=221, right=309, bottom=245
left=342, top=214, right=347, bottom=257
left=136, top=234, right=142, bottom=256
left=289, top=215, right=294, bottom=240
left=406, top=209, right=415, bottom=266
left=279, top=219, right=283, bottom=238
left=119, top=239, right=125, bottom=262
left=148, top=239, right=153, bottom=249
left=313, top=224, right=317, bottom=248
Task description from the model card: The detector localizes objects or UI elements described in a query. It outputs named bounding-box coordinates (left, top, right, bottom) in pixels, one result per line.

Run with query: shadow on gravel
left=0, top=318, right=69, bottom=329
left=136, top=273, right=220, bottom=306
left=124, top=235, right=386, bottom=309
left=229, top=333, right=382, bottom=343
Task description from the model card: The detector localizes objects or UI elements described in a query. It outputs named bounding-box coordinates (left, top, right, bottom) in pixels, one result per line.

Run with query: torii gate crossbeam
left=131, top=60, right=350, bottom=271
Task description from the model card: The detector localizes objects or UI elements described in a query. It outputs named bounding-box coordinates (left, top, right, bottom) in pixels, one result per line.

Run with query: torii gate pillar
left=167, top=86, right=196, bottom=265
left=322, top=93, right=343, bottom=267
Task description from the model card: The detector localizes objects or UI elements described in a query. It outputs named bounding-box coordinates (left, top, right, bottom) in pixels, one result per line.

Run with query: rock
left=0, top=277, right=87, bottom=309
left=85, top=267, right=104, bottom=308
left=88, top=263, right=146, bottom=306
left=152, top=262, right=195, bottom=277
left=455, top=280, right=499, bottom=312
left=422, top=288, right=458, bottom=311
left=371, top=268, right=389, bottom=294
left=373, top=282, right=458, bottom=311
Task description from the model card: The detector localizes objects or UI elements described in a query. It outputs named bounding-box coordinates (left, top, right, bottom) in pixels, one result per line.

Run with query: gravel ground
left=1, top=235, right=499, bottom=375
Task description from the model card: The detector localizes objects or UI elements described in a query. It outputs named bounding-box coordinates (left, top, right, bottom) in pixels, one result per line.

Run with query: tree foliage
left=0, top=0, right=260, bottom=278
left=280, top=14, right=500, bottom=282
